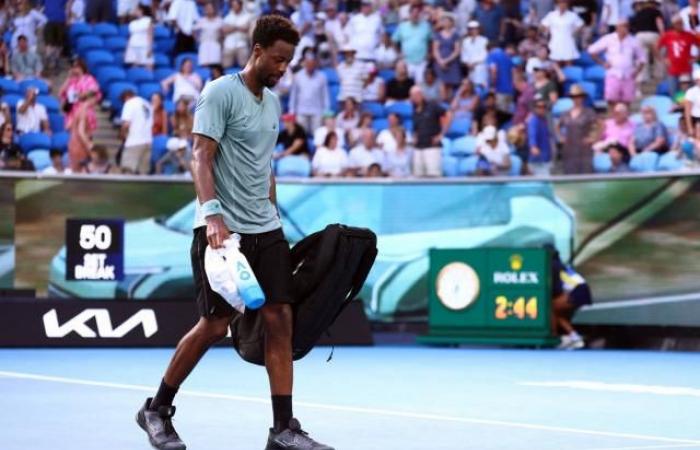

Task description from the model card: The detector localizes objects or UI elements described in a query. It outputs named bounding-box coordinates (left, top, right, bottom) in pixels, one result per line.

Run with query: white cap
left=341, top=43, right=357, bottom=53
left=482, top=125, right=497, bottom=141
left=204, top=239, right=246, bottom=313
left=467, top=20, right=480, bottom=29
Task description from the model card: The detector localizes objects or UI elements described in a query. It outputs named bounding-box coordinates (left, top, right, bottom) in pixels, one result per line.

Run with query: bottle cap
left=241, top=285, right=265, bottom=309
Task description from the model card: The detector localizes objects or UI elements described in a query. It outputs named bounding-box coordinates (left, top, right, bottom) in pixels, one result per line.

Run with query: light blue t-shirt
left=391, top=20, right=432, bottom=65
left=192, top=74, right=282, bottom=234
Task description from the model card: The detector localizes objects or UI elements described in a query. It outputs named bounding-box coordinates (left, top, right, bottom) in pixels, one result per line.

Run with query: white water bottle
left=224, top=234, right=266, bottom=310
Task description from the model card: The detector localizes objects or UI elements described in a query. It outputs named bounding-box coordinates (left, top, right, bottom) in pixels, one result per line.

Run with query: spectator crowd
left=1, top=0, right=700, bottom=177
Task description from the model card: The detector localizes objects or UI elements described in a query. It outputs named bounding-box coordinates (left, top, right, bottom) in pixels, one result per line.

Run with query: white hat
left=204, top=239, right=246, bottom=313
left=482, top=125, right=497, bottom=141
left=467, top=20, right=480, bottom=29
left=341, top=43, right=357, bottom=53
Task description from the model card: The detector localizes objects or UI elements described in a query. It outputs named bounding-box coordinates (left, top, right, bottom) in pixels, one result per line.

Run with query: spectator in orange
left=151, top=92, right=169, bottom=135
left=170, top=98, right=194, bottom=141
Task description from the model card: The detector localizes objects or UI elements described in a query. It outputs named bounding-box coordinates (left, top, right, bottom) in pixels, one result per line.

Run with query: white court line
left=584, top=444, right=700, bottom=450
left=520, top=380, right=700, bottom=398
left=582, top=292, right=700, bottom=311
left=1, top=370, right=700, bottom=446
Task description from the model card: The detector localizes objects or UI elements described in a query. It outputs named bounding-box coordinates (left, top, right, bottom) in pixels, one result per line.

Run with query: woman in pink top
left=67, top=91, right=99, bottom=172
left=59, top=58, right=101, bottom=133
left=594, top=102, right=635, bottom=153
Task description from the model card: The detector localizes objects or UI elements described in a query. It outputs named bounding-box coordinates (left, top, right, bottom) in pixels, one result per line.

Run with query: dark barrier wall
left=2, top=172, right=700, bottom=328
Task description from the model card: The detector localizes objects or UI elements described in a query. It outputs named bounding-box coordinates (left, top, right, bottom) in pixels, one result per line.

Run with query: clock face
left=436, top=262, right=480, bottom=311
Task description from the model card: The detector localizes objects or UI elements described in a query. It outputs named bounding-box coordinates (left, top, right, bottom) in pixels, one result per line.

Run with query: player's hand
left=206, top=215, right=230, bottom=249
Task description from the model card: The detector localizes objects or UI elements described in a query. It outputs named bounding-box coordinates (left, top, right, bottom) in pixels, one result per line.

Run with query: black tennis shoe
left=136, top=398, right=187, bottom=450
left=265, top=418, right=334, bottom=450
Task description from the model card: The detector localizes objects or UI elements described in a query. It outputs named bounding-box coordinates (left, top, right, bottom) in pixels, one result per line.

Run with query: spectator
left=117, top=0, right=137, bottom=23
left=384, top=128, right=412, bottom=177
left=630, top=105, right=669, bottom=155
left=0, top=41, right=9, bottom=77
left=593, top=102, right=635, bottom=156
left=119, top=89, right=153, bottom=175
left=456, top=0, right=477, bottom=35
left=209, top=64, right=224, bottom=81
left=684, top=70, right=700, bottom=140
left=10, top=35, right=43, bottom=81
left=473, top=92, right=513, bottom=133
left=674, top=74, right=693, bottom=107
left=0, top=92, right=9, bottom=128
left=170, top=98, right=194, bottom=140
left=474, top=0, right=505, bottom=43
left=0, top=124, right=30, bottom=171
left=391, top=4, right=432, bottom=83
left=375, top=32, right=399, bottom=70
left=501, top=0, right=525, bottom=46
left=366, top=162, right=384, bottom=177
left=630, top=0, right=665, bottom=83
left=450, top=79, right=479, bottom=122
left=432, top=13, right=461, bottom=98
left=67, top=0, right=86, bottom=25
left=311, top=131, right=349, bottom=176
left=527, top=96, right=554, bottom=175
left=556, top=84, right=599, bottom=174
left=167, top=0, right=200, bottom=55
left=419, top=67, right=445, bottom=103
left=222, top=0, right=253, bottom=69
left=488, top=44, right=516, bottom=112
left=410, top=85, right=449, bottom=177
left=658, top=14, right=700, bottom=97
left=680, top=0, right=700, bottom=33
left=532, top=62, right=559, bottom=105
left=476, top=125, right=511, bottom=175
left=386, top=60, right=414, bottom=102
left=67, top=91, right=98, bottom=172
left=11, top=0, right=47, bottom=51
left=518, top=25, right=544, bottom=61
left=161, top=58, right=203, bottom=106
left=348, top=112, right=373, bottom=148
left=43, top=0, right=66, bottom=75
left=151, top=92, right=168, bottom=135
left=588, top=20, right=646, bottom=104
left=289, top=54, right=329, bottom=133
left=460, top=21, right=489, bottom=88
left=195, top=2, right=223, bottom=67
left=601, top=0, right=625, bottom=34
left=85, top=0, right=114, bottom=23
left=16, top=87, right=50, bottom=135
left=541, top=0, right=584, bottom=64
left=59, top=58, right=101, bottom=135
left=507, top=123, right=530, bottom=174
left=530, top=0, right=556, bottom=24
left=348, top=128, right=383, bottom=176
left=42, top=149, right=72, bottom=175
left=347, top=0, right=383, bottom=62
left=336, top=45, right=365, bottom=102
left=314, top=112, right=347, bottom=149
left=82, top=144, right=120, bottom=174
left=336, top=97, right=360, bottom=136
left=513, top=75, right=536, bottom=125
left=276, top=113, right=310, bottom=160
left=125, top=4, right=154, bottom=68
left=570, top=0, right=598, bottom=47
left=361, top=66, right=385, bottom=103
left=376, top=112, right=405, bottom=154
left=155, top=137, right=190, bottom=175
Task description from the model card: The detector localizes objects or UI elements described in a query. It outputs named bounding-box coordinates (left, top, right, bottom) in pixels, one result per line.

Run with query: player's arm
left=269, top=171, right=277, bottom=207
left=191, top=133, right=229, bottom=249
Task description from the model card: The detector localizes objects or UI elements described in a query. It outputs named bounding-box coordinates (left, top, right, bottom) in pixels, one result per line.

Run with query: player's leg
left=553, top=295, right=584, bottom=350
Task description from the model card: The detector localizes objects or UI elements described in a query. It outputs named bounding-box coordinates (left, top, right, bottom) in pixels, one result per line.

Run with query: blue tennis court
left=1, top=346, right=699, bottom=450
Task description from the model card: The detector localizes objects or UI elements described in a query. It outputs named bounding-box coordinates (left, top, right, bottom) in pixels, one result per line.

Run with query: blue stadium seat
left=446, top=118, right=471, bottom=139
left=577, top=80, right=598, bottom=105
left=154, top=53, right=171, bottom=68
left=154, top=38, right=175, bottom=54
left=76, top=35, right=104, bottom=56
left=174, top=53, right=198, bottom=69
left=151, top=134, right=169, bottom=166
left=154, top=25, right=172, bottom=40
left=49, top=113, right=65, bottom=132
left=361, top=101, right=386, bottom=118
left=442, top=155, right=460, bottom=177
left=138, top=82, right=162, bottom=100
left=403, top=119, right=413, bottom=132
left=3, top=93, right=22, bottom=111
left=0, top=78, right=19, bottom=95
left=321, top=67, right=339, bottom=85
left=450, top=136, right=477, bottom=156
left=385, top=101, right=412, bottom=120
left=163, top=100, right=175, bottom=115
left=584, top=65, right=606, bottom=81
left=593, top=152, right=612, bottom=173
left=225, top=66, right=242, bottom=75
left=574, top=52, right=596, bottom=68
left=509, top=154, right=522, bottom=176
left=511, top=56, right=523, bottom=67
left=93, top=22, right=119, bottom=38
left=681, top=140, right=695, bottom=160
left=38, top=95, right=60, bottom=113
left=458, top=155, right=479, bottom=176
left=329, top=84, right=340, bottom=112
left=630, top=151, right=659, bottom=172
left=85, top=50, right=115, bottom=72
left=378, top=69, right=395, bottom=82
left=441, top=137, right=451, bottom=155
left=127, top=67, right=155, bottom=84
left=657, top=151, right=683, bottom=171
left=104, top=36, right=127, bottom=53
left=51, top=131, right=70, bottom=153
left=372, top=118, right=389, bottom=132
left=656, top=80, right=671, bottom=96
left=19, top=132, right=51, bottom=153
left=195, top=67, right=211, bottom=81
left=107, top=82, right=138, bottom=113
left=96, top=66, right=127, bottom=89
left=276, top=155, right=311, bottom=177
left=118, top=24, right=129, bottom=37
left=641, top=95, right=674, bottom=116
left=19, top=79, right=49, bottom=95
left=660, top=113, right=681, bottom=131
left=563, top=66, right=584, bottom=82
left=154, top=67, right=175, bottom=82
left=27, top=149, right=51, bottom=170
left=552, top=98, right=574, bottom=117
left=69, top=23, right=92, bottom=44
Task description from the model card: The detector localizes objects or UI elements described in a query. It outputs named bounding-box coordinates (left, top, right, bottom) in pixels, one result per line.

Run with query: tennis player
left=136, top=15, right=333, bottom=450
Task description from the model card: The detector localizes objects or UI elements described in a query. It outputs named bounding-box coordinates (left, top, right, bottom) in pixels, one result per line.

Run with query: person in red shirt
left=658, top=14, right=700, bottom=96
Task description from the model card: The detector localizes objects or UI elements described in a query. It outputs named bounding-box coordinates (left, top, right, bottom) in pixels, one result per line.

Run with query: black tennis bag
left=229, top=224, right=377, bottom=366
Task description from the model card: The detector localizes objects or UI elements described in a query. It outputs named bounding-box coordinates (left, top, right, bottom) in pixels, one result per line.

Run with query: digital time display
left=494, top=296, right=538, bottom=320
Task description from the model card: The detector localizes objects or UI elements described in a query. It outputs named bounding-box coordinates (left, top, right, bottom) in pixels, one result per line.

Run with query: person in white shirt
left=476, top=125, right=511, bottom=175
left=120, top=89, right=153, bottom=175
left=323, top=2, right=347, bottom=52
left=541, top=0, right=585, bottom=63
left=376, top=113, right=404, bottom=154
left=337, top=45, right=366, bottom=101
left=680, top=0, right=700, bottom=33
left=42, top=149, right=73, bottom=175
left=346, top=0, right=383, bottom=61
left=601, top=0, right=623, bottom=34
left=117, top=0, right=139, bottom=22
left=194, top=2, right=223, bottom=67
left=460, top=21, right=489, bottom=88
left=384, top=129, right=413, bottom=178
left=16, top=87, right=50, bottom=135
left=11, top=0, right=47, bottom=51
left=161, top=58, right=203, bottom=106
left=289, top=55, right=329, bottom=133
left=684, top=70, right=700, bottom=140
left=312, top=131, right=349, bottom=176
left=167, top=0, right=200, bottom=54
left=125, top=5, right=154, bottom=68
left=348, top=128, right=384, bottom=176
left=314, top=113, right=347, bottom=149
left=222, top=0, right=253, bottom=68
left=336, top=97, right=361, bottom=137
left=67, top=0, right=86, bottom=25
left=375, top=32, right=399, bottom=70
left=361, top=66, right=385, bottom=102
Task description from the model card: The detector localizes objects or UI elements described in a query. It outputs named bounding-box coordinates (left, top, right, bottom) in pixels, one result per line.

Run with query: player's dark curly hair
left=252, top=14, right=300, bottom=49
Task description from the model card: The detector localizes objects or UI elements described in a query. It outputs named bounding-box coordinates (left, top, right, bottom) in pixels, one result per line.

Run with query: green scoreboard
left=418, top=248, right=558, bottom=347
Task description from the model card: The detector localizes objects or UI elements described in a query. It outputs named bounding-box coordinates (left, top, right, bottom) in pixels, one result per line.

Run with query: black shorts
left=190, top=226, right=294, bottom=318
left=43, top=22, right=65, bottom=47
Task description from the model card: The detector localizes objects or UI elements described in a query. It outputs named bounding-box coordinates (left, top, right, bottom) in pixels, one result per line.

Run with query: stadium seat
left=51, top=130, right=69, bottom=154
left=76, top=35, right=104, bottom=56
left=96, top=66, right=127, bottom=89
left=511, top=56, right=523, bottom=67
left=329, top=85, right=340, bottom=112
left=641, top=96, right=674, bottom=116
left=93, top=22, right=119, bottom=38
left=321, top=67, right=339, bottom=85
left=372, top=118, right=389, bottom=132
left=154, top=67, right=175, bottom=82
left=85, top=50, right=115, bottom=72
left=378, top=69, right=395, bottom=82
left=225, top=66, right=242, bottom=75
left=163, top=100, right=175, bottom=115
left=49, top=113, right=65, bottom=133
left=3, top=93, right=22, bottom=112
left=574, top=52, right=596, bottom=68
left=69, top=23, right=92, bottom=44
left=661, top=113, right=681, bottom=131
left=19, top=79, right=49, bottom=95
left=450, top=136, right=477, bottom=156
left=584, top=65, right=606, bottom=81
left=458, top=155, right=479, bottom=176
left=681, top=140, right=695, bottom=160
left=174, top=53, right=198, bottom=69
left=0, top=78, right=19, bottom=95
left=126, top=67, right=155, bottom=84
left=138, top=82, right=162, bottom=100
left=154, top=38, right=175, bottom=54
left=446, top=118, right=471, bottom=139
left=442, top=155, right=460, bottom=177
left=19, top=132, right=51, bottom=153
left=276, top=155, right=311, bottom=177
left=154, top=24, right=172, bottom=39
left=563, top=66, right=584, bottom=82
left=27, top=149, right=51, bottom=170
left=630, top=151, right=659, bottom=172
left=656, top=80, right=671, bottom=96
left=551, top=98, right=574, bottom=117
left=629, top=113, right=643, bottom=125
left=509, top=154, right=522, bottom=176
left=104, top=36, right=127, bottom=53
left=151, top=134, right=169, bottom=166
left=38, top=95, right=60, bottom=113
left=657, top=151, right=683, bottom=171
left=441, top=137, right=452, bottom=155
left=403, top=119, right=413, bottom=131
left=578, top=81, right=598, bottom=102
left=593, top=152, right=612, bottom=173
left=118, top=24, right=129, bottom=37
left=107, top=82, right=138, bottom=113
left=385, top=101, right=412, bottom=120
left=153, top=53, right=171, bottom=68
left=195, top=67, right=211, bottom=82
left=361, top=101, right=386, bottom=118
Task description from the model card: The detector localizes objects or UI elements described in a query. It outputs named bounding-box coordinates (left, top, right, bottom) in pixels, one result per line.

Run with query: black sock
left=271, top=395, right=293, bottom=431
left=149, top=379, right=179, bottom=411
